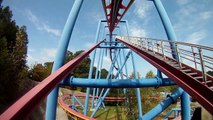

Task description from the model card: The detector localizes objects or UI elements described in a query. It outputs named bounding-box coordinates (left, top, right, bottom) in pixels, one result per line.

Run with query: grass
left=58, top=88, right=183, bottom=120
left=77, top=105, right=127, bottom=120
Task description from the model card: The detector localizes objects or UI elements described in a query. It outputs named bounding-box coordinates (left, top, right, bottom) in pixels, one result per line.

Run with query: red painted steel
left=62, top=94, right=126, bottom=101
left=59, top=95, right=96, bottom=120
left=58, top=94, right=126, bottom=119
left=116, top=37, right=213, bottom=115
left=102, top=0, right=134, bottom=36
left=0, top=40, right=105, bottom=120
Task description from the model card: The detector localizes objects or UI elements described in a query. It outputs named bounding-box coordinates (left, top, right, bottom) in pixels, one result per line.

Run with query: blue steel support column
left=91, top=88, right=96, bottom=109
left=91, top=51, right=119, bottom=117
left=45, top=0, right=83, bottom=119
left=152, top=0, right=177, bottom=59
left=91, top=49, right=131, bottom=117
left=91, top=48, right=103, bottom=109
left=125, top=20, right=143, bottom=119
left=181, top=92, right=190, bottom=120
left=97, top=49, right=104, bottom=93
left=131, top=52, right=143, bottom=120
left=153, top=0, right=190, bottom=119
left=143, top=88, right=184, bottom=120
left=96, top=27, right=106, bottom=101
left=84, top=20, right=102, bottom=115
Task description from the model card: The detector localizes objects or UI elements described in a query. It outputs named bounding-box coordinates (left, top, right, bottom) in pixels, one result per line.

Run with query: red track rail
left=0, top=40, right=105, bottom=120
left=116, top=37, right=213, bottom=115
left=102, top=0, right=134, bottom=36
left=59, top=94, right=96, bottom=120
left=58, top=94, right=126, bottom=119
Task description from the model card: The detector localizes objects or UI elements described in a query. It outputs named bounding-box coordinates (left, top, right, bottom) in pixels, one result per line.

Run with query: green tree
left=207, top=71, right=213, bottom=76
left=11, top=26, right=28, bottom=79
left=124, top=72, right=140, bottom=120
left=0, top=3, right=29, bottom=111
left=100, top=68, right=108, bottom=78
left=145, top=70, right=156, bottom=78
left=44, top=62, right=53, bottom=76
left=29, top=64, right=46, bottom=82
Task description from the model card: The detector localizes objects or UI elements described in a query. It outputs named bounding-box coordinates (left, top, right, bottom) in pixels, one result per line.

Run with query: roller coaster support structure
left=45, top=0, right=84, bottom=119
left=152, top=0, right=190, bottom=119
left=143, top=88, right=184, bottom=119
left=125, top=19, right=143, bottom=119
left=84, top=20, right=102, bottom=115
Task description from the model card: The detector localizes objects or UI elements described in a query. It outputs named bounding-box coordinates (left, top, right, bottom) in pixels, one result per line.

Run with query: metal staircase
left=116, top=36, right=213, bottom=114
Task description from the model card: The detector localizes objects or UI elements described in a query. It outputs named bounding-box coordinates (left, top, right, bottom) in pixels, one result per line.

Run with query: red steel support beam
left=0, top=40, right=105, bottom=120
left=116, top=37, right=213, bottom=114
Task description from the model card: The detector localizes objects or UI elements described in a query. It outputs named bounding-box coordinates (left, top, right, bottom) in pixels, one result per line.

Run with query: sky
left=2, top=0, right=213, bottom=77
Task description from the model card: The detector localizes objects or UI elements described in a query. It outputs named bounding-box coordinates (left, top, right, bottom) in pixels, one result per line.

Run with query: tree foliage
left=145, top=70, right=156, bottom=78
left=0, top=3, right=28, bottom=111
left=29, top=50, right=110, bottom=82
left=207, top=71, right=213, bottom=76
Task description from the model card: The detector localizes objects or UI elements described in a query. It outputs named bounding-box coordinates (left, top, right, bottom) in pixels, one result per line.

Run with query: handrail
left=119, top=36, right=213, bottom=51
left=117, top=36, right=213, bottom=84
left=116, top=36, right=213, bottom=114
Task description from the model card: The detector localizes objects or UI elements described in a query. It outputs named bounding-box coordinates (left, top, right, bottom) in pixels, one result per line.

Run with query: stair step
left=187, top=72, right=198, bottom=76
left=209, top=86, right=213, bottom=90
left=172, top=64, right=181, bottom=68
left=167, top=60, right=177, bottom=64
left=172, top=63, right=180, bottom=66
left=201, top=80, right=212, bottom=84
left=173, top=66, right=185, bottom=69
left=194, top=76, right=203, bottom=80
left=181, top=69, right=191, bottom=72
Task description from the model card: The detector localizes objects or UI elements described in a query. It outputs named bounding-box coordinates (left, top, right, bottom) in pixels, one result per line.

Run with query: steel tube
left=84, top=20, right=102, bottom=115
left=45, top=0, right=84, bottom=119
left=142, top=88, right=184, bottom=120
left=66, top=78, right=175, bottom=88
left=153, top=0, right=191, bottom=118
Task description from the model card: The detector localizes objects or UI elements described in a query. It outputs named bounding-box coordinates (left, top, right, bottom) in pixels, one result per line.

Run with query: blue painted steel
left=153, top=0, right=190, bottom=119
left=91, top=88, right=111, bottom=117
left=95, top=27, right=106, bottom=100
left=142, top=88, right=184, bottom=120
left=157, top=69, right=163, bottom=79
left=84, top=20, right=102, bottom=115
left=65, top=78, right=175, bottom=88
left=99, top=88, right=105, bottom=98
left=163, top=108, right=181, bottom=119
left=122, top=49, right=129, bottom=101
left=153, top=0, right=190, bottom=118
left=72, top=95, right=75, bottom=107
left=92, top=48, right=103, bottom=109
left=91, top=49, right=126, bottom=117
left=181, top=92, right=191, bottom=120
left=124, top=19, right=143, bottom=119
left=91, top=88, right=96, bottom=109
left=73, top=96, right=84, bottom=109
left=45, top=0, right=84, bottom=119
left=152, top=0, right=177, bottom=59
left=153, top=0, right=177, bottom=41
left=131, top=52, right=143, bottom=119
left=91, top=51, right=119, bottom=117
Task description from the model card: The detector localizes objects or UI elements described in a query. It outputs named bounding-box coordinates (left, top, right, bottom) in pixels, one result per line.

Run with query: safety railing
left=116, top=36, right=213, bottom=85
